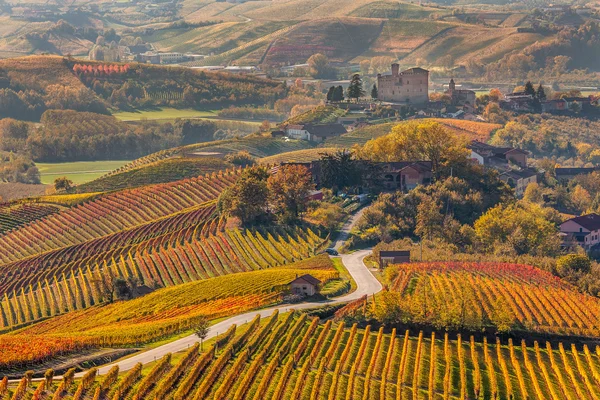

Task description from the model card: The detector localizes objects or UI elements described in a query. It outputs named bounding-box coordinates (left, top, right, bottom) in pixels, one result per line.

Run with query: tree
left=556, top=254, right=592, bottom=277
left=473, top=201, right=560, bottom=256
left=115, top=278, right=131, bottom=300
left=536, top=84, right=547, bottom=102
left=93, top=272, right=117, bottom=303
left=371, top=84, right=378, bottom=100
left=357, top=121, right=469, bottom=177
left=259, top=120, right=271, bottom=132
left=415, top=197, right=444, bottom=241
left=54, top=177, right=73, bottom=192
left=218, top=167, right=269, bottom=225
left=326, top=86, right=335, bottom=102
left=307, top=54, right=332, bottom=78
left=267, top=164, right=314, bottom=223
left=225, top=150, right=255, bottom=167
left=524, top=81, right=536, bottom=97
left=332, top=86, right=344, bottom=102
left=195, top=316, right=210, bottom=350
left=346, top=74, right=365, bottom=102
left=319, top=150, right=369, bottom=192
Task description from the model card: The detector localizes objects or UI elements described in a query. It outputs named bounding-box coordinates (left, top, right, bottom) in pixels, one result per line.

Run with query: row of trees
left=0, top=113, right=242, bottom=162
left=326, top=75, right=378, bottom=103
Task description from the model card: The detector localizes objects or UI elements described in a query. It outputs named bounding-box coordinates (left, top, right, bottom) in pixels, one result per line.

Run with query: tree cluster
left=217, top=165, right=314, bottom=225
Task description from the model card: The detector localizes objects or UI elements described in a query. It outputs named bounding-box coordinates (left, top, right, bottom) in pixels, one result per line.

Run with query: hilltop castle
left=377, top=64, right=429, bottom=104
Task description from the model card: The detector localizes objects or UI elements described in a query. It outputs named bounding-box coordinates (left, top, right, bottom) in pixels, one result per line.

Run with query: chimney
left=391, top=63, right=400, bottom=77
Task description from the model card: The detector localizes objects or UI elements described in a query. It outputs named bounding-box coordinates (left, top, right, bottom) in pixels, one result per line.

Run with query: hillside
left=4, top=258, right=337, bottom=369
left=260, top=148, right=340, bottom=164
left=91, top=135, right=315, bottom=188
left=326, top=119, right=501, bottom=147
left=383, top=261, right=600, bottom=338
left=5, top=314, right=600, bottom=399
left=74, top=157, right=234, bottom=193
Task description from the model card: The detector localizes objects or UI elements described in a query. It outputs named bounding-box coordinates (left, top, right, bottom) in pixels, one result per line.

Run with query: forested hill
left=0, top=56, right=287, bottom=121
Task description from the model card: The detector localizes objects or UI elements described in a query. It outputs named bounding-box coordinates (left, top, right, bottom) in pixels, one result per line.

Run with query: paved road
left=87, top=208, right=377, bottom=376
left=11, top=209, right=376, bottom=380
left=91, top=248, right=380, bottom=376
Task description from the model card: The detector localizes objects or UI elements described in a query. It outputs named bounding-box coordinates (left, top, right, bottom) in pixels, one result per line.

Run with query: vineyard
left=74, top=157, right=233, bottom=193
left=0, top=223, right=327, bottom=330
left=2, top=265, right=339, bottom=369
left=0, top=169, right=239, bottom=265
left=259, top=148, right=341, bottom=165
left=4, top=315, right=600, bottom=399
left=0, top=203, right=62, bottom=235
left=95, top=136, right=314, bottom=182
left=388, top=262, right=600, bottom=338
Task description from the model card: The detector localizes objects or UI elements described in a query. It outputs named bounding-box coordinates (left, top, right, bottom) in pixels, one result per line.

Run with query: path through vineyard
left=79, top=210, right=380, bottom=377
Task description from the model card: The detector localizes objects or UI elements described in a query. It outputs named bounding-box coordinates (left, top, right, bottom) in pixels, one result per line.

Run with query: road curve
left=90, top=249, right=381, bottom=376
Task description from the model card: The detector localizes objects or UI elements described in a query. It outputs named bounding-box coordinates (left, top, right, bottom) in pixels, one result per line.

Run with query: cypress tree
left=326, top=86, right=335, bottom=101
left=371, top=84, right=378, bottom=99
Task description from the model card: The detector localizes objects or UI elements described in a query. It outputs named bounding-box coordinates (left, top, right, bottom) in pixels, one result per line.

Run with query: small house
left=290, top=274, right=321, bottom=296
left=560, top=213, right=600, bottom=246
left=379, top=250, right=411, bottom=268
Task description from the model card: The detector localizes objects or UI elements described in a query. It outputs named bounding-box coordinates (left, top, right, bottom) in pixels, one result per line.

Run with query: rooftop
left=290, top=274, right=321, bottom=286
left=562, top=213, right=600, bottom=231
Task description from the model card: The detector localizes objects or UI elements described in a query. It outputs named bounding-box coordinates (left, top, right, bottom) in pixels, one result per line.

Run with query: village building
left=499, top=168, right=538, bottom=197
left=377, top=65, right=429, bottom=104
left=284, top=123, right=347, bottom=143
left=555, top=167, right=598, bottom=183
left=289, top=274, right=321, bottom=297
left=469, top=141, right=528, bottom=169
left=379, top=251, right=411, bottom=268
left=445, top=79, right=476, bottom=107
left=277, top=160, right=432, bottom=191
left=559, top=213, right=600, bottom=247
left=584, top=228, right=600, bottom=250
left=381, top=161, right=433, bottom=191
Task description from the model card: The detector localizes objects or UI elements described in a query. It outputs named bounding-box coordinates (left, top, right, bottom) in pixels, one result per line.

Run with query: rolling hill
left=4, top=313, right=600, bottom=399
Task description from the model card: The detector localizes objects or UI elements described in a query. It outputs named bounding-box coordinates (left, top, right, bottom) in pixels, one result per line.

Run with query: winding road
left=62, top=209, right=380, bottom=377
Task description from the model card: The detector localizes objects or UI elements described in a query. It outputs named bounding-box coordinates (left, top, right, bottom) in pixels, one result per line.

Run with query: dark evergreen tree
left=524, top=81, right=536, bottom=97
left=333, top=86, right=344, bottom=102
left=347, top=74, right=365, bottom=102
left=371, top=84, right=378, bottom=100
left=326, top=86, right=335, bottom=102
left=536, top=84, right=547, bottom=102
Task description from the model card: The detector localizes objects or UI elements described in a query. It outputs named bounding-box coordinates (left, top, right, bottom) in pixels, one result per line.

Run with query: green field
left=113, top=108, right=219, bottom=121
left=36, top=161, right=131, bottom=185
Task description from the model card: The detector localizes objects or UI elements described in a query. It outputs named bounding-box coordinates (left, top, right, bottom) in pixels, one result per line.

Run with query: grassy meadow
left=36, top=161, right=131, bottom=185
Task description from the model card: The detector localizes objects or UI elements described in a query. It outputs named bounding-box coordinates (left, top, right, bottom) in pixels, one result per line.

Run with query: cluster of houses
left=501, top=92, right=594, bottom=113
left=468, top=141, right=537, bottom=196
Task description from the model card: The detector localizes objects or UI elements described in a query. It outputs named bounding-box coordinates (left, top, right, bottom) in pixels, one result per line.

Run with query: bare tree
left=195, top=316, right=210, bottom=350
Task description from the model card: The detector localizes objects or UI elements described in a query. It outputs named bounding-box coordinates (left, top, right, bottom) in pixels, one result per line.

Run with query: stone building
left=377, top=64, right=429, bottom=104
left=446, top=79, right=476, bottom=106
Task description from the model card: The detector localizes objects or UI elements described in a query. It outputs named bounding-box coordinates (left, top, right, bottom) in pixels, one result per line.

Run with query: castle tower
left=391, top=63, right=400, bottom=77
